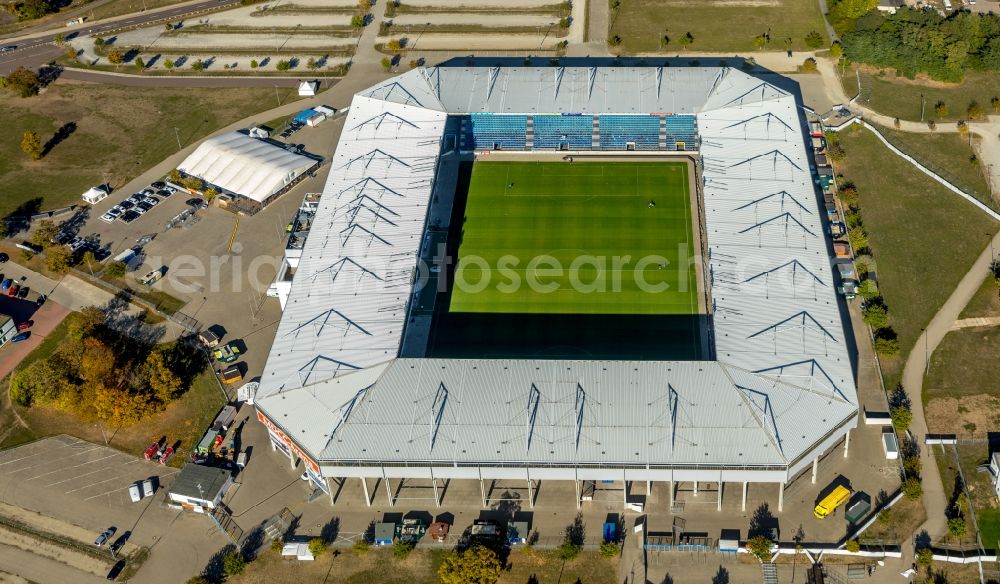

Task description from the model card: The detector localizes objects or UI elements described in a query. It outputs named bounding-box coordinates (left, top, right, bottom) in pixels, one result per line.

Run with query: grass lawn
left=980, top=509, right=1000, bottom=551
left=833, top=127, right=999, bottom=388
left=925, top=326, right=1000, bottom=401
left=610, top=0, right=828, bottom=53
left=451, top=160, right=697, bottom=315
left=959, top=275, right=1000, bottom=319
left=0, top=312, right=225, bottom=465
left=875, top=125, right=993, bottom=210
left=227, top=547, right=617, bottom=584
left=859, top=496, right=926, bottom=544
left=844, top=67, right=1000, bottom=123
left=0, top=82, right=302, bottom=220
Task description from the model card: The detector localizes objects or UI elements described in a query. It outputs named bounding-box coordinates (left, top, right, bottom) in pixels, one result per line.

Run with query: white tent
left=177, top=132, right=317, bottom=204
left=82, top=186, right=109, bottom=204
left=298, top=80, right=319, bottom=97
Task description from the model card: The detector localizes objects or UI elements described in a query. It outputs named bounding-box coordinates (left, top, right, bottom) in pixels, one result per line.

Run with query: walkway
left=901, top=230, right=1000, bottom=551
left=950, top=315, right=1000, bottom=330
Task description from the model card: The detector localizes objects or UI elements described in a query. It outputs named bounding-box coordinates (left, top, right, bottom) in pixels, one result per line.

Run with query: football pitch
left=450, top=160, right=700, bottom=315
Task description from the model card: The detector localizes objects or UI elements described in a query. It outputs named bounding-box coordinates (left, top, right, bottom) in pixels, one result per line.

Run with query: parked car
left=143, top=196, right=159, bottom=206
left=17, top=320, right=32, bottom=331
left=17, top=286, right=29, bottom=299
left=0, top=252, right=8, bottom=263
left=94, top=527, right=116, bottom=547
left=151, top=181, right=165, bottom=189
left=106, top=560, right=126, bottom=581
left=157, top=188, right=173, bottom=197
left=100, top=213, right=117, bottom=223
left=0, top=45, right=16, bottom=53
left=160, top=446, right=173, bottom=465
left=119, top=200, right=135, bottom=210
left=7, top=283, right=19, bottom=297
left=186, top=198, right=202, bottom=207
left=142, top=478, right=155, bottom=497
left=35, top=294, right=45, bottom=306
left=11, top=332, right=30, bottom=343
left=1, top=278, right=13, bottom=290
left=128, top=483, right=141, bottom=503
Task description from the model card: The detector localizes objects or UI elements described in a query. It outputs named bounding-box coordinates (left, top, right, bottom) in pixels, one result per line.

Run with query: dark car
left=17, top=320, right=32, bottom=331
left=36, top=294, right=46, bottom=306
left=17, top=286, right=29, bottom=299
left=157, top=189, right=173, bottom=197
left=106, top=560, right=126, bottom=581
left=0, top=278, right=11, bottom=290
left=186, top=198, right=202, bottom=207
left=11, top=332, right=30, bottom=343
left=0, top=252, right=8, bottom=263
left=151, top=181, right=166, bottom=189
left=119, top=200, right=135, bottom=210
left=120, top=211, right=141, bottom=224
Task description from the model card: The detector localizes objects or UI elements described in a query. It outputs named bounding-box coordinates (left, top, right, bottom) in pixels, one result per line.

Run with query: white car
left=128, top=483, right=141, bottom=502
left=100, top=213, right=116, bottom=223
left=142, top=478, right=155, bottom=498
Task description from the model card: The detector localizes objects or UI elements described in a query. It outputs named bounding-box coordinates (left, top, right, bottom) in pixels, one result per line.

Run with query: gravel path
left=391, top=12, right=558, bottom=26
left=209, top=10, right=353, bottom=27
left=399, top=0, right=559, bottom=6
left=378, top=32, right=556, bottom=50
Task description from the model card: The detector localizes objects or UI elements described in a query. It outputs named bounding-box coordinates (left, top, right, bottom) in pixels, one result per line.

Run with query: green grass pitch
left=450, top=160, right=699, bottom=315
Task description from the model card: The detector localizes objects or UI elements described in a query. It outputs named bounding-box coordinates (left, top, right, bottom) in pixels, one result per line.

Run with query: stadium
left=254, top=64, right=858, bottom=512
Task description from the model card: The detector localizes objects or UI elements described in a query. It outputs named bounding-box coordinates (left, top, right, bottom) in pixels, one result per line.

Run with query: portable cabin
left=374, top=522, right=395, bottom=546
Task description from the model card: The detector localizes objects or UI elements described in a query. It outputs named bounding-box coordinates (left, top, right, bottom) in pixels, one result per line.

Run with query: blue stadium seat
left=469, top=113, right=527, bottom=150
left=598, top=115, right=660, bottom=150
left=664, top=115, right=697, bottom=151
left=533, top=115, right=592, bottom=150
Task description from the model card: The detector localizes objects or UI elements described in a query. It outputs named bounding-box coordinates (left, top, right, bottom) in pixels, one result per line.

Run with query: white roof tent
left=178, top=131, right=320, bottom=213
left=257, top=66, right=859, bottom=485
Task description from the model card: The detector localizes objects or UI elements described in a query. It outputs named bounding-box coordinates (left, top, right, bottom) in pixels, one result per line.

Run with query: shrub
left=559, top=17, right=569, bottom=28
left=677, top=32, right=693, bottom=45
left=438, top=546, right=501, bottom=584
left=805, top=30, right=824, bottom=48
left=352, top=539, right=370, bottom=555
left=275, top=60, right=291, bottom=71
left=916, top=547, right=933, bottom=568
left=351, top=14, right=365, bottom=28
left=968, top=101, right=984, bottom=120
left=270, top=539, right=283, bottom=553
left=993, top=96, right=1000, bottom=111
left=250, top=59, right=258, bottom=69
left=308, top=537, right=328, bottom=557
left=392, top=540, right=414, bottom=559
left=599, top=541, right=618, bottom=558
left=800, top=58, right=817, bottom=72
left=858, top=279, right=879, bottom=301
left=903, top=454, right=921, bottom=477
left=105, top=261, right=128, bottom=279
left=830, top=41, right=843, bottom=59
left=948, top=517, right=966, bottom=539
left=607, top=35, right=622, bottom=47
left=847, top=226, right=868, bottom=252
left=557, top=541, right=581, bottom=560
left=902, top=477, right=923, bottom=500
left=745, top=535, right=772, bottom=562
left=845, top=539, right=860, bottom=552
left=874, top=336, right=900, bottom=356
left=380, top=56, right=392, bottom=71
left=934, top=101, right=948, bottom=117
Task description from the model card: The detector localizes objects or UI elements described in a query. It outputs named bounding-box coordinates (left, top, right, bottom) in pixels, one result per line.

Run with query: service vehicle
left=128, top=483, right=141, bottom=502
left=213, top=342, right=241, bottom=363
left=814, top=485, right=852, bottom=519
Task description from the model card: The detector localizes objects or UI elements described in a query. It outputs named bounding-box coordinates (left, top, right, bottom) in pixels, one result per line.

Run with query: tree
left=915, top=547, right=933, bottom=569
left=677, top=32, right=693, bottom=46
left=306, top=57, right=318, bottom=70
left=81, top=337, right=117, bottom=385
left=887, top=407, right=911, bottom=434
left=753, top=34, right=768, bottom=49
left=559, top=16, right=569, bottom=28
left=222, top=549, right=246, bottom=576
left=165, top=22, right=173, bottom=31
left=54, top=33, right=65, bottom=45
left=80, top=250, right=97, bottom=274
left=927, top=120, right=936, bottom=131
left=106, top=48, right=125, bottom=66
left=134, top=57, right=145, bottom=70
left=805, top=30, right=824, bottom=48
left=204, top=188, right=218, bottom=202
left=103, top=260, right=126, bottom=279
left=437, top=545, right=502, bottom=584
left=874, top=336, right=899, bottom=356
left=31, top=220, right=58, bottom=247
left=847, top=226, right=868, bottom=252
left=351, top=14, right=364, bottom=28
left=91, top=385, right=151, bottom=427
left=145, top=350, right=181, bottom=403
left=993, top=96, right=1000, bottom=112
left=862, top=304, right=889, bottom=329
left=249, top=59, right=259, bottom=69
left=934, top=101, right=948, bottom=118
left=275, top=60, right=291, bottom=71
left=15, top=0, right=53, bottom=21
left=948, top=517, right=967, bottom=540
left=746, top=535, right=773, bottom=562
left=380, top=56, right=392, bottom=72
left=839, top=184, right=859, bottom=209
left=21, top=130, right=43, bottom=160
left=191, top=59, right=205, bottom=71
left=800, top=58, right=817, bottom=72
left=45, top=245, right=73, bottom=273
left=845, top=539, right=861, bottom=552
left=830, top=41, right=844, bottom=59
left=902, top=477, right=923, bottom=500
left=357, top=0, right=372, bottom=9
left=607, top=34, right=622, bottom=47
left=93, top=36, right=105, bottom=51
left=67, top=306, right=105, bottom=340
left=4, top=67, right=41, bottom=98
left=968, top=101, right=985, bottom=120
left=386, top=38, right=402, bottom=53
left=308, top=537, right=328, bottom=557
left=894, top=117, right=901, bottom=129
left=163, top=59, right=174, bottom=70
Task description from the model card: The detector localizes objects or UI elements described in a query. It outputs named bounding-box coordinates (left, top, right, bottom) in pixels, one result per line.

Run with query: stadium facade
left=254, top=65, right=858, bottom=511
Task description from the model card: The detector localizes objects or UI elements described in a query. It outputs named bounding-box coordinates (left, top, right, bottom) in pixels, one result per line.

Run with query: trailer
left=845, top=497, right=871, bottom=524
left=213, top=342, right=241, bottom=363
left=196, top=430, right=219, bottom=455
left=220, top=366, right=243, bottom=384
left=211, top=405, right=238, bottom=432
left=198, top=330, right=220, bottom=348
left=397, top=519, right=427, bottom=544
left=140, top=267, right=164, bottom=286
left=374, top=522, right=396, bottom=546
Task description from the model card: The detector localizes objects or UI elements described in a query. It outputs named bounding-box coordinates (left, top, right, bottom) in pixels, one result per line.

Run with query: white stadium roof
left=257, top=65, right=858, bottom=480
left=178, top=131, right=317, bottom=203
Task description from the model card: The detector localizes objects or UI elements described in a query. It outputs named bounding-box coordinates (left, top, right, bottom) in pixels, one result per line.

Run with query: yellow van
left=814, top=485, right=851, bottom=519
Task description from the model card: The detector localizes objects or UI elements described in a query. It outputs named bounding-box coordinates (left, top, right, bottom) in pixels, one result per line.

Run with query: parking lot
left=0, top=436, right=230, bottom=584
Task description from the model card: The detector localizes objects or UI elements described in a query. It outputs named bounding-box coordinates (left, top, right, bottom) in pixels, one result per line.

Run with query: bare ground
left=925, top=394, right=1000, bottom=436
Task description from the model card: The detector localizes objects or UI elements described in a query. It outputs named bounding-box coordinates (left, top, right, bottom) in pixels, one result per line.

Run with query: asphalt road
left=0, top=0, right=239, bottom=75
